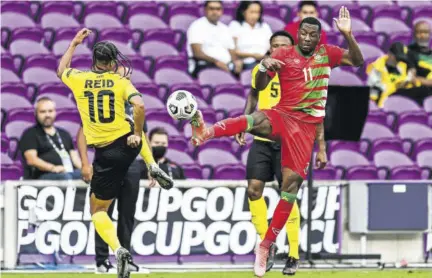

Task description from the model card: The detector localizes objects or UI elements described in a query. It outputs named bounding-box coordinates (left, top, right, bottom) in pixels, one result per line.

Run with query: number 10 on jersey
left=303, top=67, right=313, bottom=82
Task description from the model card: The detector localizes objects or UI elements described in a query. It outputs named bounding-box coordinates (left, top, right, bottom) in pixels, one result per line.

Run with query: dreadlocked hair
left=92, top=41, right=132, bottom=78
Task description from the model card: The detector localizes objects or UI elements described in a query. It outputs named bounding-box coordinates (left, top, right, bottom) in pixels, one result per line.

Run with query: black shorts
left=91, top=133, right=142, bottom=200
left=246, top=140, right=282, bottom=185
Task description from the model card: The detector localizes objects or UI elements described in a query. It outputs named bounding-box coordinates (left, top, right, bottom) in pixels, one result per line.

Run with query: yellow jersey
left=251, top=64, right=280, bottom=141
left=61, top=68, right=140, bottom=146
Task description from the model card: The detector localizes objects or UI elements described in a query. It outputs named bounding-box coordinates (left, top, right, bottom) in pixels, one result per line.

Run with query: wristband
left=258, top=61, right=267, bottom=72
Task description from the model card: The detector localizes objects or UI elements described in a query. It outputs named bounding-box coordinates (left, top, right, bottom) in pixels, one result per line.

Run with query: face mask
left=152, top=146, right=167, bottom=160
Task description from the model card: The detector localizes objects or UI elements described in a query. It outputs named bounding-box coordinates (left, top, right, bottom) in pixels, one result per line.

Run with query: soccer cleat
left=254, top=243, right=270, bottom=277
left=148, top=163, right=174, bottom=190
left=116, top=247, right=131, bottom=278
left=282, top=257, right=300, bottom=275
left=127, top=259, right=151, bottom=274
left=266, top=243, right=278, bottom=272
left=190, top=110, right=212, bottom=146
left=96, top=259, right=116, bottom=273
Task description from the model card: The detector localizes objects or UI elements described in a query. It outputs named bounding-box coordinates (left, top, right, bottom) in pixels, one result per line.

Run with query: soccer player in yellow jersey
left=57, top=29, right=173, bottom=278
left=235, top=31, right=327, bottom=276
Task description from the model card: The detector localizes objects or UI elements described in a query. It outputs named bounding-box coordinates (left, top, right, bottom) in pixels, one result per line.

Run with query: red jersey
left=284, top=20, right=328, bottom=45
left=267, top=44, right=344, bottom=123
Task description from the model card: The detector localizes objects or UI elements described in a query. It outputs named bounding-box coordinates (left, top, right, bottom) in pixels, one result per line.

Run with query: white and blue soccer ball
left=166, top=90, right=198, bottom=121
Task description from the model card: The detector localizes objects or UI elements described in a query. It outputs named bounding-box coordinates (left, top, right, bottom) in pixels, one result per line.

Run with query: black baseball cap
left=389, top=42, right=409, bottom=63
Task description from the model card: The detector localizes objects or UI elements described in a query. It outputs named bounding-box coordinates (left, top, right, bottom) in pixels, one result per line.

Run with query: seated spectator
left=187, top=1, right=242, bottom=77
left=140, top=128, right=185, bottom=180
left=229, top=1, right=272, bottom=70
left=19, top=97, right=82, bottom=180
left=284, top=1, right=327, bottom=45
left=408, top=21, right=432, bottom=87
left=367, top=42, right=418, bottom=106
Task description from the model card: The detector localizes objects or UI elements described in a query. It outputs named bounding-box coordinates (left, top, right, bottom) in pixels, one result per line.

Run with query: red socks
left=210, top=115, right=252, bottom=138
left=261, top=192, right=297, bottom=248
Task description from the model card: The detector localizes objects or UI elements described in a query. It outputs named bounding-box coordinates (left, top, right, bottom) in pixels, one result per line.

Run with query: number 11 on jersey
left=303, top=67, right=313, bottom=82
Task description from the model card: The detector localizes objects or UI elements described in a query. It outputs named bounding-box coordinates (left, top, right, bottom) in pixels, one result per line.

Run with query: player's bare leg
left=190, top=110, right=272, bottom=146
left=90, top=195, right=131, bottom=278
left=254, top=169, right=303, bottom=277
left=248, top=179, right=278, bottom=272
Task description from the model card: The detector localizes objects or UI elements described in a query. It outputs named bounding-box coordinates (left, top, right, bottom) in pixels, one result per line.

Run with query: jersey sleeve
left=123, top=80, right=141, bottom=103
left=251, top=65, right=259, bottom=89
left=325, top=44, right=345, bottom=68
left=61, top=68, right=81, bottom=89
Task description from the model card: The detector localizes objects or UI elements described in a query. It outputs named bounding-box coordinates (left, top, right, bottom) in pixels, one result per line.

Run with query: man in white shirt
left=187, top=1, right=243, bottom=76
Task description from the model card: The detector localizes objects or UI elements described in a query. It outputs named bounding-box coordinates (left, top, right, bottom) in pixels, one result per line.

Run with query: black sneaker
left=96, top=259, right=115, bottom=273
left=116, top=247, right=132, bottom=278
left=282, top=257, right=299, bottom=275
left=265, top=243, right=278, bottom=272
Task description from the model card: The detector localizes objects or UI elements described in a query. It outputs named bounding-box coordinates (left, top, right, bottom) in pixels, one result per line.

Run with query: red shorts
left=262, top=109, right=317, bottom=179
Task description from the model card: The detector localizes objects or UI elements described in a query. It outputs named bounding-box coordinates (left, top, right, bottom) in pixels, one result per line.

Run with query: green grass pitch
left=2, top=270, right=432, bottom=278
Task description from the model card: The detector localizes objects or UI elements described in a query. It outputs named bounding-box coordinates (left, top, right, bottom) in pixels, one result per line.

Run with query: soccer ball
left=166, top=90, right=198, bottom=120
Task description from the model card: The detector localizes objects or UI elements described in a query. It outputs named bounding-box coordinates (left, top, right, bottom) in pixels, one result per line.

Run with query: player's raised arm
left=255, top=57, right=285, bottom=91
left=334, top=6, right=364, bottom=67
left=57, top=28, right=92, bottom=78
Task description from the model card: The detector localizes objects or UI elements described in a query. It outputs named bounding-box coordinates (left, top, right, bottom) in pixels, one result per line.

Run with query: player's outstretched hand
left=333, top=6, right=352, bottom=35
left=235, top=132, right=246, bottom=146
left=127, top=134, right=142, bottom=148
left=315, top=150, right=328, bottom=169
left=148, top=163, right=174, bottom=190
left=261, top=57, right=285, bottom=72
left=71, top=28, right=92, bottom=47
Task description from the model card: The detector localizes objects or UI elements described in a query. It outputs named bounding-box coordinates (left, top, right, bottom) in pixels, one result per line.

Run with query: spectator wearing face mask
left=140, top=127, right=186, bottom=180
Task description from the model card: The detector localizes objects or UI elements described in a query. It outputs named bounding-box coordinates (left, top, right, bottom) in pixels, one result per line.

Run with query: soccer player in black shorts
left=57, top=28, right=173, bottom=278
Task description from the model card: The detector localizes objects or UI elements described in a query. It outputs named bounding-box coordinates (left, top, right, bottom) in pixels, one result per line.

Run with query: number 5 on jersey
left=84, top=90, right=115, bottom=123
left=303, top=67, right=313, bottom=82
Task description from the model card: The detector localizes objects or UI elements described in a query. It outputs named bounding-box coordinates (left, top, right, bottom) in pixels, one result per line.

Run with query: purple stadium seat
left=140, top=41, right=179, bottom=58
left=52, top=28, right=93, bottom=56
left=1, top=55, right=20, bottom=82
left=328, top=140, right=370, bottom=157
left=198, top=147, right=239, bottom=167
left=374, top=150, right=414, bottom=169
left=389, top=32, right=412, bottom=46
left=1, top=93, right=32, bottom=112
left=390, top=166, right=422, bottom=180
left=198, top=68, right=239, bottom=86
left=1, top=1, right=36, bottom=29
left=9, top=28, right=50, bottom=57
left=40, top=2, right=80, bottom=30
left=99, top=28, right=137, bottom=56
left=1, top=152, right=13, bottom=164
left=346, top=165, right=381, bottom=180
left=135, top=83, right=167, bottom=99
left=416, top=144, right=432, bottom=167
left=399, top=123, right=432, bottom=141
left=424, top=96, right=432, bottom=113
left=382, top=96, right=422, bottom=113
left=358, top=0, right=395, bottom=7
left=413, top=138, right=432, bottom=156
left=413, top=6, right=432, bottom=26
left=396, top=0, right=432, bottom=8
left=154, top=55, right=188, bottom=73
left=211, top=90, right=246, bottom=113
left=397, top=111, right=429, bottom=130
left=55, top=120, right=81, bottom=139
left=154, top=68, right=195, bottom=86
left=198, top=138, right=234, bottom=154
left=168, top=136, right=189, bottom=151
left=146, top=109, right=177, bottom=124
left=22, top=55, right=58, bottom=85
left=372, top=6, right=411, bottom=34
left=331, top=5, right=372, bottom=32
left=70, top=55, right=92, bottom=71
left=127, top=2, right=169, bottom=32
left=367, top=110, right=396, bottom=128
left=83, top=2, right=124, bottom=29
left=240, top=69, right=253, bottom=86
left=170, top=14, right=199, bottom=33
left=165, top=149, right=194, bottom=164
left=330, top=150, right=371, bottom=168
left=5, top=108, right=35, bottom=123
left=355, top=32, right=387, bottom=59
left=1, top=164, right=22, bottom=180
left=361, top=122, right=395, bottom=140
left=312, top=165, right=339, bottom=180
left=369, top=100, right=379, bottom=111
left=38, top=83, right=71, bottom=98
left=1, top=133, right=8, bottom=152
left=371, top=138, right=406, bottom=157
left=5, top=120, right=34, bottom=139
left=36, top=94, right=76, bottom=109
left=129, top=56, right=153, bottom=83
left=182, top=164, right=203, bottom=179
left=171, top=83, right=211, bottom=104
left=147, top=120, right=181, bottom=136
left=241, top=148, right=250, bottom=166
left=142, top=94, right=165, bottom=110
left=263, top=15, right=285, bottom=31
left=213, top=164, right=245, bottom=180
left=329, top=68, right=364, bottom=86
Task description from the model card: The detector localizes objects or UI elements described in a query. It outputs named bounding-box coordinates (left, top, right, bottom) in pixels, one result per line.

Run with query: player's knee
left=281, top=171, right=303, bottom=194
left=247, top=181, right=264, bottom=201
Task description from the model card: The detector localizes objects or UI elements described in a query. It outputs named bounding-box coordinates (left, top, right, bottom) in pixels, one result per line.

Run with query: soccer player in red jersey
left=188, top=7, right=363, bottom=277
